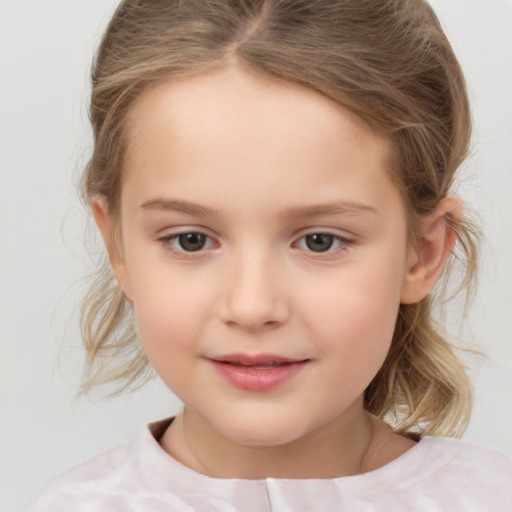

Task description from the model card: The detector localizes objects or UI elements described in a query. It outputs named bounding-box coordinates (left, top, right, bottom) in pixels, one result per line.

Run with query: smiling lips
left=208, top=354, right=310, bottom=391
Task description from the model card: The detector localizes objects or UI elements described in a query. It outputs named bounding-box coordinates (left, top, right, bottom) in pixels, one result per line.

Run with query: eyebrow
left=277, top=201, right=377, bottom=220
left=140, top=198, right=223, bottom=217
left=140, top=198, right=377, bottom=219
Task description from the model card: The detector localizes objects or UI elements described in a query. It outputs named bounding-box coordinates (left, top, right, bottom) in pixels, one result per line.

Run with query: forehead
left=126, top=65, right=389, bottom=159
left=121, top=65, right=397, bottom=219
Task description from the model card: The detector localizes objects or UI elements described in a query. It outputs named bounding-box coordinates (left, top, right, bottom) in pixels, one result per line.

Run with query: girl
left=33, top=0, right=512, bottom=510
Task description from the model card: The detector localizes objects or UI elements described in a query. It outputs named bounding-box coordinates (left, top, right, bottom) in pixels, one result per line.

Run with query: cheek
left=301, top=257, right=404, bottom=369
left=128, top=264, right=214, bottom=365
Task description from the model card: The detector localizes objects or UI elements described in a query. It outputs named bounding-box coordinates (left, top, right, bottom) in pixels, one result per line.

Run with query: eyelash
left=158, top=232, right=217, bottom=256
left=157, top=231, right=354, bottom=258
left=293, top=233, right=353, bottom=257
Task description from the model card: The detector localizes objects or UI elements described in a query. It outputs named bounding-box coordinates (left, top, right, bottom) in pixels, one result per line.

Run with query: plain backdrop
left=1, top=1, right=511, bottom=511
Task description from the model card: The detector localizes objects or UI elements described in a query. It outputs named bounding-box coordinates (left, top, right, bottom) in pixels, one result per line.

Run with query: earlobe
left=91, top=196, right=133, bottom=301
left=400, top=197, right=461, bottom=304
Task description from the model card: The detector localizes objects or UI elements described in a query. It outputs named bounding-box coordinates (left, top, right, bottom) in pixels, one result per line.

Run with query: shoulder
left=344, top=436, right=512, bottom=510
left=30, top=418, right=175, bottom=512
left=390, top=436, right=512, bottom=509
left=30, top=439, right=132, bottom=512
left=421, top=435, right=512, bottom=475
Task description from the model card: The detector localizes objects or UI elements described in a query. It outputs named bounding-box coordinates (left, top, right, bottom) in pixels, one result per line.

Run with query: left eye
left=296, top=233, right=349, bottom=253
left=160, top=232, right=214, bottom=252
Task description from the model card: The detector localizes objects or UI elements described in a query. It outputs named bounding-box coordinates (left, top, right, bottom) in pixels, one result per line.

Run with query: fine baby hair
left=81, top=0, right=476, bottom=438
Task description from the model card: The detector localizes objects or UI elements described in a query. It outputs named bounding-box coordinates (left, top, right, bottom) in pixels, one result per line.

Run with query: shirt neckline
left=135, top=416, right=442, bottom=487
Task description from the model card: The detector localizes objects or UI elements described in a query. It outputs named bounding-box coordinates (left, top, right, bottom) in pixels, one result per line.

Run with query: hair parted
left=81, top=0, right=478, bottom=437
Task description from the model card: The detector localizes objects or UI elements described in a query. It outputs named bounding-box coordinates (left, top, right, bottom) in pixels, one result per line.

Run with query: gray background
left=1, top=1, right=511, bottom=511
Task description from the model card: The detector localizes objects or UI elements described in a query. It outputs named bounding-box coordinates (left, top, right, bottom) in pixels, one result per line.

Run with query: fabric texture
left=32, top=418, right=512, bottom=511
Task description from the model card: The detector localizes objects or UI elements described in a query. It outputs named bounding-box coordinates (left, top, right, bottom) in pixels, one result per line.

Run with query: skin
left=93, top=65, right=460, bottom=479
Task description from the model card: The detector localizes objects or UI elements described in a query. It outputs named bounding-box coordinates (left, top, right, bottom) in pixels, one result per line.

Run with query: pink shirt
left=32, top=418, right=512, bottom=511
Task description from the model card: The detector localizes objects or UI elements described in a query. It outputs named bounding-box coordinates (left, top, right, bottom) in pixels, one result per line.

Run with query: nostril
left=218, top=267, right=290, bottom=329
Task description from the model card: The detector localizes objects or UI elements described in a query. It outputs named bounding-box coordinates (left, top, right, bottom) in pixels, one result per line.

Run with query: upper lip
left=208, top=353, right=309, bottom=366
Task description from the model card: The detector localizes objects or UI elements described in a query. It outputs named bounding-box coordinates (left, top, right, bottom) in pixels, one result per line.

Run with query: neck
left=159, top=400, right=409, bottom=479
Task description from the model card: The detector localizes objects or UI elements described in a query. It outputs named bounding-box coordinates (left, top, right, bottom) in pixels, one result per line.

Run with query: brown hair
left=81, top=0, right=478, bottom=437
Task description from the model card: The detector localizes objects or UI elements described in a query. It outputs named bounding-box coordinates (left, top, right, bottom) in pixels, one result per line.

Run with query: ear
left=400, top=197, right=461, bottom=304
left=91, top=196, right=133, bottom=301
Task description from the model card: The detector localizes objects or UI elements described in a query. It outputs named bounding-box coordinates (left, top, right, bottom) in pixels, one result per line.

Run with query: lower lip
left=210, top=360, right=308, bottom=391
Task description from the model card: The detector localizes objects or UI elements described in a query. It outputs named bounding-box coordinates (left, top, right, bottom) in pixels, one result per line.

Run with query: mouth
left=220, top=361, right=297, bottom=369
left=210, top=353, right=309, bottom=367
left=207, top=354, right=310, bottom=391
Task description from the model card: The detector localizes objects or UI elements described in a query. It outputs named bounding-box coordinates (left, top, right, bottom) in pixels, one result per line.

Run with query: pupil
left=179, top=233, right=206, bottom=251
left=306, top=234, right=333, bottom=252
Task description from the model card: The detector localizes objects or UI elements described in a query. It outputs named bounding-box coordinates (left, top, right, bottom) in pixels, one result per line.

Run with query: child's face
left=103, top=66, right=418, bottom=446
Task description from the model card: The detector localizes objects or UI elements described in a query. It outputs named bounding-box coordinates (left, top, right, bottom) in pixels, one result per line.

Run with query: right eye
left=159, top=232, right=215, bottom=252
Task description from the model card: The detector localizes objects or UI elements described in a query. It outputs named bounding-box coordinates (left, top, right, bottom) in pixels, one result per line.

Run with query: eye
left=160, top=232, right=215, bottom=252
left=304, top=233, right=335, bottom=252
left=295, top=233, right=352, bottom=253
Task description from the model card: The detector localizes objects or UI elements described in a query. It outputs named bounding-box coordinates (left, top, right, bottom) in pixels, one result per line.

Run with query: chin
left=215, top=412, right=309, bottom=448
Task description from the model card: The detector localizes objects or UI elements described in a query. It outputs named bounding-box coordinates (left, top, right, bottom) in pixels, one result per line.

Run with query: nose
left=219, top=250, right=290, bottom=332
